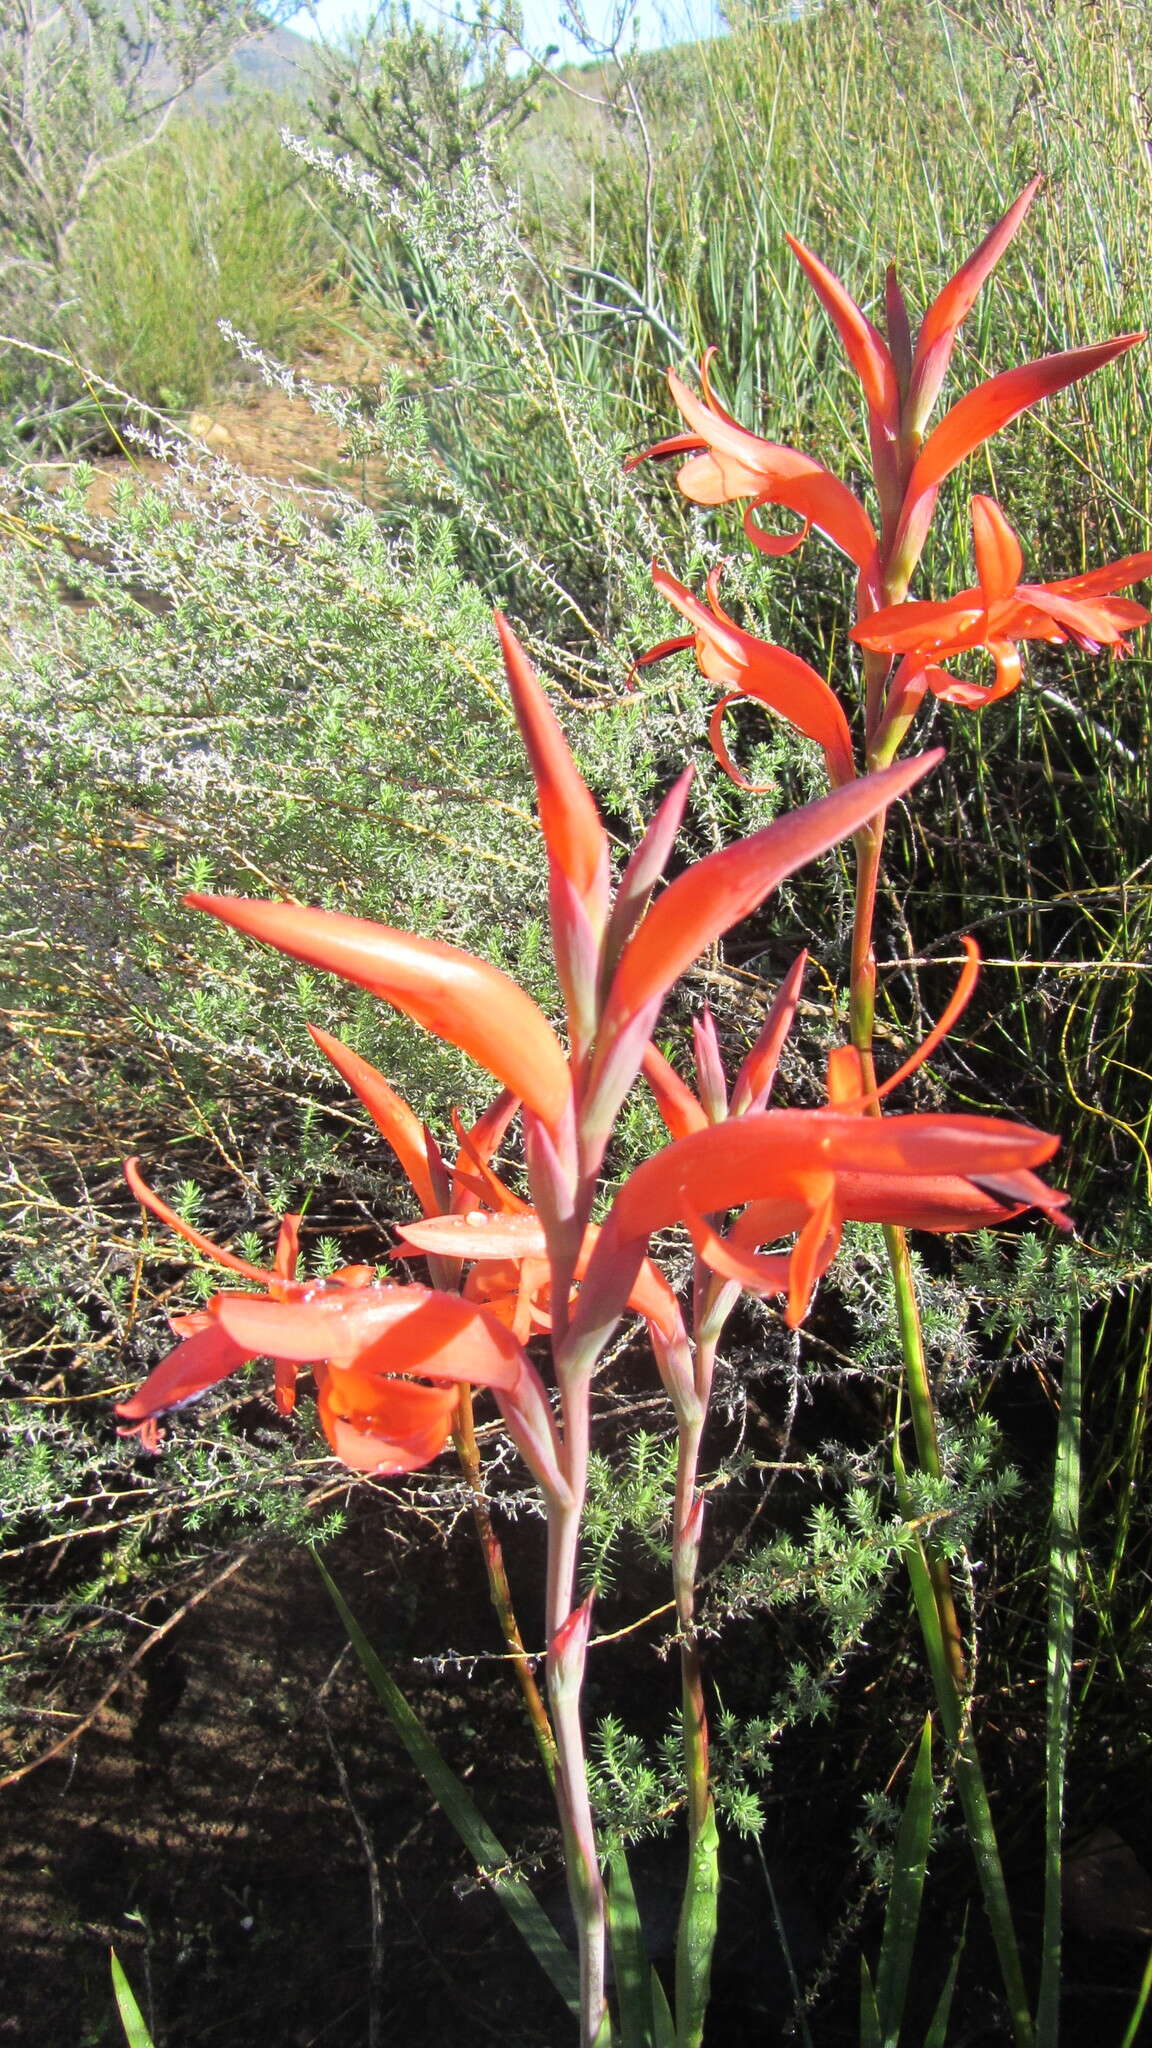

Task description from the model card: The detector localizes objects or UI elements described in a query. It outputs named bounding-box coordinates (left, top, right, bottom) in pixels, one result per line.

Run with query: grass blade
left=923, top=1919, right=967, bottom=2048
left=860, top=1955, right=883, bottom=2048
left=875, top=1715, right=934, bottom=2042
left=110, top=1951, right=155, bottom=2048
left=607, top=1847, right=655, bottom=2046
left=755, top=1837, right=815, bottom=2048
left=1119, top=1944, right=1152, bottom=2048
left=651, top=1964, right=676, bottom=2047
left=314, top=1549, right=580, bottom=2017
left=1038, top=1306, right=1082, bottom=2047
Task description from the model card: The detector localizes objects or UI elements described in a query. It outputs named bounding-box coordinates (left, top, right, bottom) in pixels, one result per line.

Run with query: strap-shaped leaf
left=875, top=1716, right=934, bottom=2041
left=674, top=1798, right=720, bottom=2048
left=110, top=1952, right=156, bottom=2048
left=607, top=1848, right=657, bottom=2047
left=314, top=1551, right=580, bottom=2016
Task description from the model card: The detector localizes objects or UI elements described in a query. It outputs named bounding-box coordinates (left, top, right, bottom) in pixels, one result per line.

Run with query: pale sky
left=285, top=2, right=720, bottom=64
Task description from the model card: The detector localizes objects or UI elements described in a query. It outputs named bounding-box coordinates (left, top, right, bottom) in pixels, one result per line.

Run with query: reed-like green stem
left=669, top=1316, right=720, bottom=2048
left=851, top=804, right=1032, bottom=2043
left=545, top=1367, right=609, bottom=2048
left=452, top=1386, right=558, bottom=1786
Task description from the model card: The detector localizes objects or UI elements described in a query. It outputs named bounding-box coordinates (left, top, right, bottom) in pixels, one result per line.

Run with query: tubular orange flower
left=629, top=942, right=1068, bottom=1325
left=640, top=564, right=856, bottom=787
left=607, top=1106, right=1065, bottom=1328
left=120, top=1269, right=549, bottom=1477
left=630, top=354, right=878, bottom=577
left=185, top=895, right=573, bottom=1129
left=118, top=1157, right=565, bottom=1480
left=855, top=495, right=1152, bottom=707
left=120, top=1156, right=322, bottom=1428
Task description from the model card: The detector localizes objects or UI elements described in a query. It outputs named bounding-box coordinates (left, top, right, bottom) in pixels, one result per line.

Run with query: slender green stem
left=1038, top=1307, right=1082, bottom=2046
left=670, top=1316, right=720, bottom=2048
left=545, top=1368, right=609, bottom=2048
left=453, top=1386, right=558, bottom=1786
left=893, top=1446, right=1035, bottom=2046
left=882, top=1223, right=967, bottom=1694
left=851, top=813, right=1033, bottom=2043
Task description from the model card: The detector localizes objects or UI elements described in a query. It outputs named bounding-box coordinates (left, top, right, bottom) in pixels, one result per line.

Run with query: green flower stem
left=670, top=1317, right=721, bottom=2048
left=881, top=1221, right=966, bottom=1694
left=894, top=1444, right=1035, bottom=2048
left=849, top=820, right=882, bottom=1052
left=545, top=1366, right=609, bottom=2048
left=452, top=1385, right=557, bottom=1786
left=851, top=819, right=1033, bottom=2044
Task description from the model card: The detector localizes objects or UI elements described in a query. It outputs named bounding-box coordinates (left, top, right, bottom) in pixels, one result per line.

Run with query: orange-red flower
left=117, top=1158, right=559, bottom=1479
left=607, top=1103, right=1066, bottom=1330
left=855, top=496, right=1152, bottom=707
left=615, top=942, right=1070, bottom=1329
left=639, top=564, right=856, bottom=788
left=629, top=351, right=878, bottom=578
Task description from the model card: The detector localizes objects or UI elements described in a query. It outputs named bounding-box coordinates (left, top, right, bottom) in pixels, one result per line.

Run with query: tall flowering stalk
left=114, top=184, right=1145, bottom=2046
left=634, top=178, right=1148, bottom=2044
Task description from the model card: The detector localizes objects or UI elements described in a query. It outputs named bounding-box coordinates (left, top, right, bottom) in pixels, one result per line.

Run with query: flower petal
left=897, top=334, right=1144, bottom=566
left=971, top=496, right=1024, bottom=604
left=125, top=1157, right=268, bottom=1283
left=785, top=232, right=901, bottom=433
left=909, top=179, right=1042, bottom=428
left=495, top=614, right=610, bottom=919
left=308, top=1024, right=441, bottom=1215
left=314, top=1366, right=460, bottom=1473
left=212, top=1284, right=525, bottom=1390
left=186, top=895, right=572, bottom=1128
left=115, top=1318, right=251, bottom=1426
